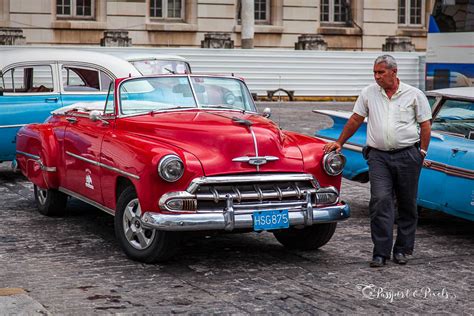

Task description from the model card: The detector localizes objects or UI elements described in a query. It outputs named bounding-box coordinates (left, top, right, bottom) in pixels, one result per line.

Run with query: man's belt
left=371, top=142, right=419, bottom=154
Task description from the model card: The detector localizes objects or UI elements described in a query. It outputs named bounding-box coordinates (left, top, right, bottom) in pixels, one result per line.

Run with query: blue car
left=0, top=48, right=143, bottom=163
left=315, top=87, right=474, bottom=221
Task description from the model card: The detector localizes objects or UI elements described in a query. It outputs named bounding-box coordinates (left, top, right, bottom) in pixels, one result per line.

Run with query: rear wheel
left=273, top=223, right=337, bottom=250
left=114, top=186, right=180, bottom=263
left=34, top=185, right=68, bottom=216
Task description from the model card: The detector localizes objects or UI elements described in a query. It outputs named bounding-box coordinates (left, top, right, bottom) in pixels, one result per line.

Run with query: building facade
left=0, top=0, right=434, bottom=51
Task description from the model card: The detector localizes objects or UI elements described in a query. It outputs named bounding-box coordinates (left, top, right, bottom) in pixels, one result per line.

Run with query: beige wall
left=0, top=0, right=432, bottom=51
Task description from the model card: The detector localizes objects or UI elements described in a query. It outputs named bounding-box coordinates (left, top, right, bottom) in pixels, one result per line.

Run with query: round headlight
left=322, top=152, right=346, bottom=176
left=158, top=155, right=184, bottom=182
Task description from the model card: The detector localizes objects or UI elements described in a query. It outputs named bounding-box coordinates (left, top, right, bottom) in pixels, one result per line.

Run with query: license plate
left=253, top=210, right=289, bottom=231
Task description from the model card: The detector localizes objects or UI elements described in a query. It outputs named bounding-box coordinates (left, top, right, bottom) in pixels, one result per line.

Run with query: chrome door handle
left=66, top=117, right=77, bottom=123
left=451, top=148, right=467, bottom=154
left=45, top=97, right=58, bottom=103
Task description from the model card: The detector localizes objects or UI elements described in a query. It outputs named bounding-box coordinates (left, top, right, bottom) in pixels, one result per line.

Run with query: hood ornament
left=233, top=156, right=279, bottom=166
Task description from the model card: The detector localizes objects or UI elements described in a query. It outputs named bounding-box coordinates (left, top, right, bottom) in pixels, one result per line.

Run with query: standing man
left=324, top=55, right=432, bottom=267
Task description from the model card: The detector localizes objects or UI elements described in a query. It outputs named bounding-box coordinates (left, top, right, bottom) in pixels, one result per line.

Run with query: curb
left=0, top=288, right=50, bottom=315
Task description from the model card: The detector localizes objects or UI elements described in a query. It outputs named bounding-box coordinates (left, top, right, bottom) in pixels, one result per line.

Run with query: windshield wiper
left=201, top=105, right=236, bottom=110
left=151, top=106, right=195, bottom=113
left=164, top=68, right=176, bottom=74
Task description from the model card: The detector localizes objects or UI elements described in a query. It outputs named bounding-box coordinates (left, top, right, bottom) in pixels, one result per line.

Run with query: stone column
left=100, top=30, right=132, bottom=47
left=201, top=33, right=234, bottom=48
left=0, top=28, right=26, bottom=45
left=294, top=34, right=327, bottom=50
left=241, top=0, right=254, bottom=49
left=382, top=36, right=415, bottom=52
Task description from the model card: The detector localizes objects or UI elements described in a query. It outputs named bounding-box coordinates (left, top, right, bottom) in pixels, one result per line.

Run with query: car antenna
left=278, top=75, right=282, bottom=128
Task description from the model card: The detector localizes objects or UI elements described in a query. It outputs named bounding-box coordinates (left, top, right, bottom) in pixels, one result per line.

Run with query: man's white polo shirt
left=352, top=81, right=432, bottom=151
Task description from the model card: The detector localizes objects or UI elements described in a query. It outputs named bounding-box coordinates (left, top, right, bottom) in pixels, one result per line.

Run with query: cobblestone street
left=0, top=102, right=472, bottom=314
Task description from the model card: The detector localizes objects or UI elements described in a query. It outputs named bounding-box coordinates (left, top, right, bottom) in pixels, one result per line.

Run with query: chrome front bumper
left=141, top=202, right=350, bottom=232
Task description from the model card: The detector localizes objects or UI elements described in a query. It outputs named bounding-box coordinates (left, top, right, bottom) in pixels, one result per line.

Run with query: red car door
left=63, top=113, right=111, bottom=204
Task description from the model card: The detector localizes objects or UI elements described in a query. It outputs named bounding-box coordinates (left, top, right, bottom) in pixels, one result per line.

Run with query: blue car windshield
left=119, top=76, right=256, bottom=115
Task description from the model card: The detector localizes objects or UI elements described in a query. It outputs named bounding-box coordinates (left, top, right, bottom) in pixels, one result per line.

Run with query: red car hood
left=119, top=110, right=304, bottom=176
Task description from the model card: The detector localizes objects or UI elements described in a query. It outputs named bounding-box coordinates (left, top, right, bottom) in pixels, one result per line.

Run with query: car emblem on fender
left=232, top=156, right=279, bottom=166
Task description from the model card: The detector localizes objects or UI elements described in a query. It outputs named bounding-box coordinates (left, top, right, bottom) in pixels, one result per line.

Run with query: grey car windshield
left=119, top=76, right=256, bottom=115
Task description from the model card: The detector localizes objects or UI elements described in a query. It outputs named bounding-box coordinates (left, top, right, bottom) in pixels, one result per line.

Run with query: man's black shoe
left=369, top=256, right=386, bottom=268
left=393, top=253, right=408, bottom=265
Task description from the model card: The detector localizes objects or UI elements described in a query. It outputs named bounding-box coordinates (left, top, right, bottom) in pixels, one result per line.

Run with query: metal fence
left=1, top=46, right=425, bottom=97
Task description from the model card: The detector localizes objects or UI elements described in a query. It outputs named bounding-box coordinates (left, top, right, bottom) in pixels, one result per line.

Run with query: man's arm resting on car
left=323, top=113, right=365, bottom=153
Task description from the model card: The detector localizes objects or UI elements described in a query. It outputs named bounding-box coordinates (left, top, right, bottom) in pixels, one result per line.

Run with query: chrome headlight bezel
left=158, top=154, right=184, bottom=182
left=322, top=151, right=346, bottom=176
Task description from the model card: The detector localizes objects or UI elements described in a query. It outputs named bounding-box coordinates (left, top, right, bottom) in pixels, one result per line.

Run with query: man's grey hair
left=374, top=55, right=398, bottom=69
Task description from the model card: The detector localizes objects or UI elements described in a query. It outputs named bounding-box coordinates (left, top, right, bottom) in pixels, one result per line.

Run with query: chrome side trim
left=425, top=160, right=474, bottom=180
left=66, top=151, right=140, bottom=180
left=67, top=151, right=100, bottom=166
left=141, top=202, right=350, bottom=231
left=16, top=150, right=40, bottom=160
left=0, top=124, right=27, bottom=129
left=187, top=173, right=319, bottom=193
left=58, top=187, right=115, bottom=216
left=16, top=151, right=57, bottom=172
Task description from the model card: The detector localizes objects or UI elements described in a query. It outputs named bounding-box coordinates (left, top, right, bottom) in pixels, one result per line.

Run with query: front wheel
left=273, top=223, right=337, bottom=250
left=34, top=185, right=68, bottom=216
left=114, top=186, right=181, bottom=263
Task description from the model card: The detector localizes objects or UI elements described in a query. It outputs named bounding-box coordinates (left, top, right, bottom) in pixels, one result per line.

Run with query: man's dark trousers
left=367, top=146, right=423, bottom=259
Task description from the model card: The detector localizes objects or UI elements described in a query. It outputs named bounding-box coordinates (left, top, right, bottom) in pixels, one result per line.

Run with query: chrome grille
left=195, top=181, right=317, bottom=212
left=159, top=174, right=339, bottom=213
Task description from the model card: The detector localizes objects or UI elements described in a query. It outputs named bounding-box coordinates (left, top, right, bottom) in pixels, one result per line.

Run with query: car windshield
left=130, top=60, right=190, bottom=75
left=119, top=76, right=256, bottom=115
left=432, top=98, right=474, bottom=139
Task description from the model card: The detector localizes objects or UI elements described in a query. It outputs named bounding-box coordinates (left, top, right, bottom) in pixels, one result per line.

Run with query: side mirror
left=262, top=107, right=271, bottom=118
left=89, top=110, right=109, bottom=125
left=89, top=110, right=101, bottom=122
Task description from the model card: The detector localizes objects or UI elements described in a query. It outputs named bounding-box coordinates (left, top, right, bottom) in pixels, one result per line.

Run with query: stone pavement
left=0, top=102, right=472, bottom=314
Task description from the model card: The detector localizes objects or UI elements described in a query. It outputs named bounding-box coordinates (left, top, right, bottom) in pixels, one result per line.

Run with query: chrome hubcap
left=122, top=198, right=155, bottom=250
left=37, top=187, right=48, bottom=205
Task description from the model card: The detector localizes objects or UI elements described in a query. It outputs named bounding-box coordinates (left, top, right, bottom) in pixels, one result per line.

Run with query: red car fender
left=284, top=131, right=343, bottom=192
left=100, top=131, right=204, bottom=213
left=16, top=124, right=62, bottom=189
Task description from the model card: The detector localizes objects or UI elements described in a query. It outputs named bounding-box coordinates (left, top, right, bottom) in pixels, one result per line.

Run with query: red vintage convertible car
left=15, top=74, right=350, bottom=262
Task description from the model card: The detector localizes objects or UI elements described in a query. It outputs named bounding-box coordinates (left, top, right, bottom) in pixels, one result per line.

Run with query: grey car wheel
left=34, top=185, right=68, bottom=216
left=114, top=186, right=181, bottom=263
left=122, top=198, right=156, bottom=250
